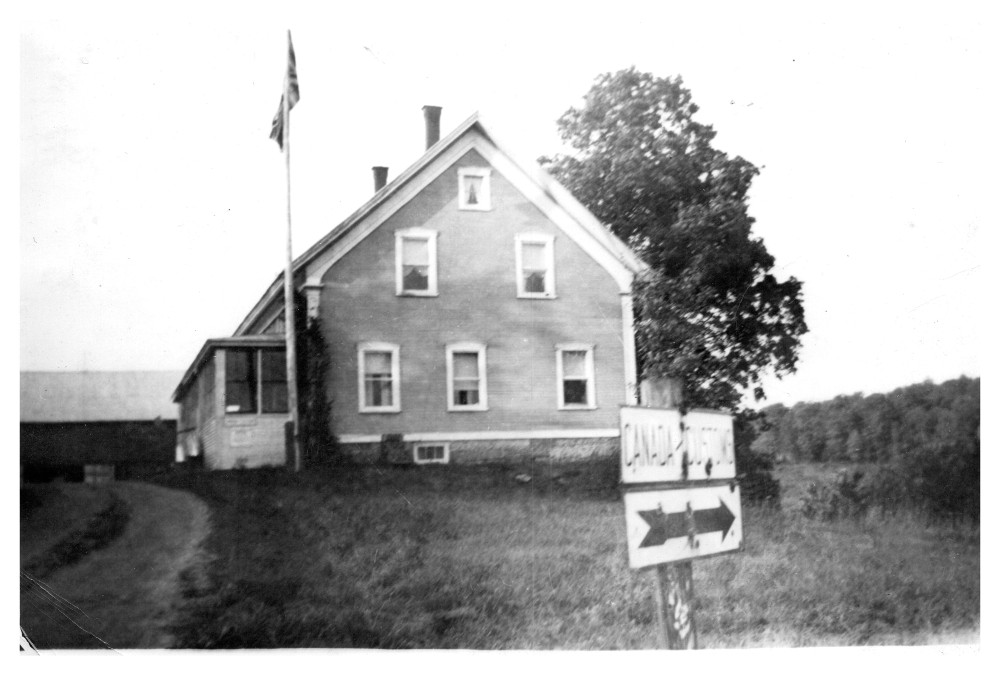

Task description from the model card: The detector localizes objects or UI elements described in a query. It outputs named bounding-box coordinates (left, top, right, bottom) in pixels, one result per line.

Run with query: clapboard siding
left=321, top=149, right=626, bottom=437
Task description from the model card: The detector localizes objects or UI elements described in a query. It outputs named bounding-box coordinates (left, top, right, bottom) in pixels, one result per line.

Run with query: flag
left=269, top=32, right=300, bottom=149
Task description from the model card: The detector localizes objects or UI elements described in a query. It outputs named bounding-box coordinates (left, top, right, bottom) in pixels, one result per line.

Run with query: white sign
left=624, top=484, right=743, bottom=569
left=620, top=406, right=736, bottom=483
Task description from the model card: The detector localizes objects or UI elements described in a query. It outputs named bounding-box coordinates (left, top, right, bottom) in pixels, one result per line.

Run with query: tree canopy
left=543, top=68, right=806, bottom=410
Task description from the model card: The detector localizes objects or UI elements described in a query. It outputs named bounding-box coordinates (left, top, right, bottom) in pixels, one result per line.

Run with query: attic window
left=458, top=167, right=491, bottom=210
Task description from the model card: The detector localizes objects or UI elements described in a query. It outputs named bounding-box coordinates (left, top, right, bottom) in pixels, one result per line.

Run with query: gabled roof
left=233, top=112, right=646, bottom=336
left=21, top=371, right=183, bottom=423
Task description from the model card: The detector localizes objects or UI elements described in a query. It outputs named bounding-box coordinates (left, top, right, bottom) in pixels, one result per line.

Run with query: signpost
left=620, top=380, right=744, bottom=649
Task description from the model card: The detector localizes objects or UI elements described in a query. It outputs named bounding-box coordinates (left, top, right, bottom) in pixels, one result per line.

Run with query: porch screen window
left=556, top=344, right=596, bottom=409
left=225, top=349, right=257, bottom=413
left=260, top=350, right=289, bottom=413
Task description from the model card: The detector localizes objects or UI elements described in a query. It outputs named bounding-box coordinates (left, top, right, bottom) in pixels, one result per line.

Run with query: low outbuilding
left=20, top=370, right=181, bottom=482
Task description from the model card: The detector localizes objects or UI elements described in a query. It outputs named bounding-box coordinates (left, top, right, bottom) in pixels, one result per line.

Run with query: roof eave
left=232, top=112, right=486, bottom=337
left=172, top=335, right=286, bottom=402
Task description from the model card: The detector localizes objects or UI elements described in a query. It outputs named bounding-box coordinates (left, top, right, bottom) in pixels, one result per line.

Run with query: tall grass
left=158, top=462, right=978, bottom=648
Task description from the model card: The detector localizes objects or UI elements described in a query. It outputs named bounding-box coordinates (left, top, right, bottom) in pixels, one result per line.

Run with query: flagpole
left=282, top=29, right=302, bottom=472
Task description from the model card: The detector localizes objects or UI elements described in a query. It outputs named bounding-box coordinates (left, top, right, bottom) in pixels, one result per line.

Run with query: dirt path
left=20, top=482, right=211, bottom=650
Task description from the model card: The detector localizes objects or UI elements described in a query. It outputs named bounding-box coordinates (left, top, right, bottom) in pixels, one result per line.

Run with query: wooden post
left=655, top=562, right=697, bottom=648
left=642, top=377, right=697, bottom=650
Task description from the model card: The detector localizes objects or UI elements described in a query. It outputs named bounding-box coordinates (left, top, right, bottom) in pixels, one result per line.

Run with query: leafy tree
left=542, top=68, right=807, bottom=411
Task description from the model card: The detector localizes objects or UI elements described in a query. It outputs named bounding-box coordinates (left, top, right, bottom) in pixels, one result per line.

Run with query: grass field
left=156, top=461, right=979, bottom=649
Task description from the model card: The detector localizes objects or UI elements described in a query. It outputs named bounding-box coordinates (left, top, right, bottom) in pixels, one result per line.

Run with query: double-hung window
left=395, top=229, right=438, bottom=296
left=515, top=234, right=555, bottom=298
left=446, top=342, right=488, bottom=411
left=358, top=342, right=401, bottom=413
left=556, top=344, right=596, bottom=410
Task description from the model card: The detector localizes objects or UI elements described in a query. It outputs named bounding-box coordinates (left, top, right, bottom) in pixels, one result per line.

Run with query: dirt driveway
left=21, top=482, right=210, bottom=650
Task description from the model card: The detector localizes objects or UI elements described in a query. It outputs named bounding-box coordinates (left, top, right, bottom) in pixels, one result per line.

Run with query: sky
left=16, top=1, right=993, bottom=407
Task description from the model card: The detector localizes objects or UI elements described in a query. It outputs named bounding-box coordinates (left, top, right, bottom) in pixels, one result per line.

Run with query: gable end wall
left=319, top=149, right=628, bottom=439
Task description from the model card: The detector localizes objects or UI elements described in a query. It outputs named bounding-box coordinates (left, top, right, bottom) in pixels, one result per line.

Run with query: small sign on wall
left=230, top=428, right=256, bottom=447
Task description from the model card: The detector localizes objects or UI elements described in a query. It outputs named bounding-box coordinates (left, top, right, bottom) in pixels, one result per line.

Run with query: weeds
left=22, top=492, right=130, bottom=580
left=157, top=462, right=978, bottom=648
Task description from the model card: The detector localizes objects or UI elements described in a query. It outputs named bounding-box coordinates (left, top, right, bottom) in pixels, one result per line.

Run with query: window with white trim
left=515, top=234, right=555, bottom=298
left=446, top=342, right=488, bottom=411
left=358, top=342, right=401, bottom=413
left=458, top=167, right=491, bottom=210
left=414, top=443, right=449, bottom=465
left=395, top=229, right=438, bottom=296
left=556, top=344, right=596, bottom=409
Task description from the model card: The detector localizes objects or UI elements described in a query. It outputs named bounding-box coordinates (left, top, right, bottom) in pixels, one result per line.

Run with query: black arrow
left=637, top=499, right=736, bottom=548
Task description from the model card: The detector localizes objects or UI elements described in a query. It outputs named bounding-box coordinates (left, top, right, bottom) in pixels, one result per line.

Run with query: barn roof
left=20, top=371, right=183, bottom=423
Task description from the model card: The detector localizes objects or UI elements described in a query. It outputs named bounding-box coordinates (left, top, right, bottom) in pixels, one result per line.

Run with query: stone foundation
left=338, top=436, right=618, bottom=465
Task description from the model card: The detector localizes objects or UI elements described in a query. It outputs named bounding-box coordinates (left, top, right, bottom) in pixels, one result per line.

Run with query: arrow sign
left=638, top=499, right=736, bottom=548
left=624, top=484, right=743, bottom=569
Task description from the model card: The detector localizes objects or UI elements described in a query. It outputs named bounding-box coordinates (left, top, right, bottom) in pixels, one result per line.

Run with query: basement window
left=414, top=443, right=449, bottom=465
left=458, top=167, right=491, bottom=210
left=395, top=229, right=438, bottom=296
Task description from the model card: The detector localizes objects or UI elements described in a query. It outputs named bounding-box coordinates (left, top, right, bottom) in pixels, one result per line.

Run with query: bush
left=799, top=468, right=871, bottom=520
left=734, top=411, right=781, bottom=506
left=897, top=441, right=979, bottom=519
left=737, top=447, right=781, bottom=506
left=798, top=447, right=980, bottom=522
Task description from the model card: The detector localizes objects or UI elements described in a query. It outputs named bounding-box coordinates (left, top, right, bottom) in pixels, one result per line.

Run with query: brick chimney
left=372, top=166, right=388, bottom=192
left=422, top=105, right=442, bottom=150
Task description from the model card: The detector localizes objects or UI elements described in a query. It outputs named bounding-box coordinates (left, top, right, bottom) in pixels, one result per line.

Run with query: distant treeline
left=753, top=376, right=979, bottom=463
left=753, top=376, right=979, bottom=518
